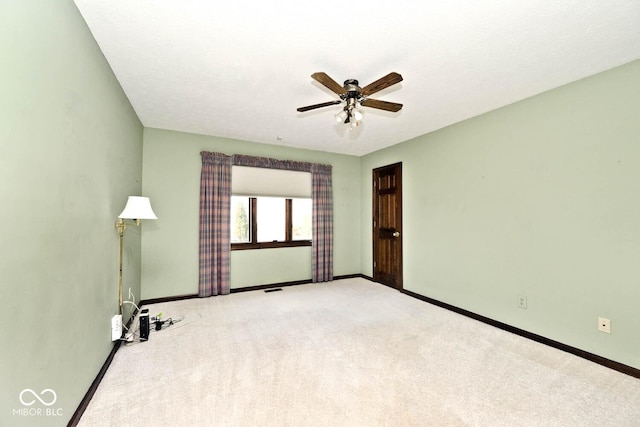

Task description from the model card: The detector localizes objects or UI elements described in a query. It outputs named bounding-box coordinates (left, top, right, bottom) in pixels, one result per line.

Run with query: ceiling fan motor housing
left=343, top=79, right=362, bottom=100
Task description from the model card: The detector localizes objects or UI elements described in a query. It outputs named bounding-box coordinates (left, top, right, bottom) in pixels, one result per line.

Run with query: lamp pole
left=116, top=219, right=126, bottom=316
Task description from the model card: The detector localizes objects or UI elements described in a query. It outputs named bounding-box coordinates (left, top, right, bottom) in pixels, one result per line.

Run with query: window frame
left=231, top=197, right=312, bottom=251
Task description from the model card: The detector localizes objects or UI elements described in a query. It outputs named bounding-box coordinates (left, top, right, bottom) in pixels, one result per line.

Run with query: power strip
left=111, top=315, right=122, bottom=341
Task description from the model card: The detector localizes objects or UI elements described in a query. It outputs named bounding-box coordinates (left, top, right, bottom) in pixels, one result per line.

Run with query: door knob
left=392, top=231, right=400, bottom=237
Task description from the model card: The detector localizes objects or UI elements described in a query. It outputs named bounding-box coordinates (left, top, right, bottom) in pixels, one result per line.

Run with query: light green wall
left=231, top=247, right=313, bottom=287
left=361, top=60, right=640, bottom=369
left=141, top=128, right=361, bottom=299
left=0, top=1, right=143, bottom=426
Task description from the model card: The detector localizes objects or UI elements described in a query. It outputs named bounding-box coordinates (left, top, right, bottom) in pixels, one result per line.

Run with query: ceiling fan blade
left=311, top=72, right=347, bottom=96
left=361, top=98, right=403, bottom=112
left=297, top=99, right=342, bottom=112
left=360, top=72, right=403, bottom=97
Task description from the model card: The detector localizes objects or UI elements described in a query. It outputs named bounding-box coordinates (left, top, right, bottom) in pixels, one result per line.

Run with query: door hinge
left=373, top=261, right=377, bottom=268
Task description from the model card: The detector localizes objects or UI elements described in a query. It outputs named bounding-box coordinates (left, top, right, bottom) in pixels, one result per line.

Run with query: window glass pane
left=257, top=197, right=285, bottom=242
left=292, top=198, right=312, bottom=240
left=230, top=196, right=250, bottom=243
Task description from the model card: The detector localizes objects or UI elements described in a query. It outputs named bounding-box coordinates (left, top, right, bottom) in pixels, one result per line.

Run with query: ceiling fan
left=297, top=72, right=403, bottom=127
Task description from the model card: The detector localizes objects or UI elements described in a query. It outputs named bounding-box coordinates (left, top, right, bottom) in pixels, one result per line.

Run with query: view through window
left=231, top=196, right=312, bottom=247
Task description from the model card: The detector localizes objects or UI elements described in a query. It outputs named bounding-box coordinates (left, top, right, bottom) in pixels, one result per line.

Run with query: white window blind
left=231, top=166, right=311, bottom=198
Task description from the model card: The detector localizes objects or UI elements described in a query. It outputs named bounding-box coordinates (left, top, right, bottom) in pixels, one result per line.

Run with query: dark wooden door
left=373, top=163, right=403, bottom=289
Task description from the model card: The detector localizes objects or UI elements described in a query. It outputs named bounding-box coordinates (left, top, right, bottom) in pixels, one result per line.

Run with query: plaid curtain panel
left=311, top=164, right=333, bottom=283
left=199, top=151, right=232, bottom=296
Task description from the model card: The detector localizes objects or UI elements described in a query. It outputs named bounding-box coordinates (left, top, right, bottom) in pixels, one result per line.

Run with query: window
left=256, top=197, right=286, bottom=242
left=231, top=196, right=312, bottom=250
left=230, top=197, right=250, bottom=243
left=291, top=198, right=312, bottom=240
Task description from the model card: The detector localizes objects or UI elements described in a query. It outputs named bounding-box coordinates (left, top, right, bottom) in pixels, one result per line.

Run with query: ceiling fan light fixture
left=349, top=110, right=362, bottom=130
left=334, top=109, right=349, bottom=123
left=352, top=106, right=364, bottom=122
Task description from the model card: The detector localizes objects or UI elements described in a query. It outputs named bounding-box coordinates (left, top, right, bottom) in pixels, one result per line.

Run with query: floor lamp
left=115, top=196, right=157, bottom=316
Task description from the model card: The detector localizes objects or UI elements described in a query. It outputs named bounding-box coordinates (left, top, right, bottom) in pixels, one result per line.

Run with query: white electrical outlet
left=598, top=317, right=611, bottom=334
left=111, top=314, right=123, bottom=341
left=517, top=295, right=527, bottom=309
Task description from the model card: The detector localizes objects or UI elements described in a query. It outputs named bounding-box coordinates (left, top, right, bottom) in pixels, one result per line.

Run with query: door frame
left=372, top=162, right=403, bottom=290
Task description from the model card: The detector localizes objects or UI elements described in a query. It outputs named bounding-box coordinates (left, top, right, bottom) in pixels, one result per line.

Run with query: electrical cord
left=122, top=300, right=141, bottom=313
left=151, top=316, right=184, bottom=330
left=155, top=313, right=200, bottom=333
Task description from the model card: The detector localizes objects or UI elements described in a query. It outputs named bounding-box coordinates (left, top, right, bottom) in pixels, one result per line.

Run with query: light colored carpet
left=78, top=278, right=640, bottom=426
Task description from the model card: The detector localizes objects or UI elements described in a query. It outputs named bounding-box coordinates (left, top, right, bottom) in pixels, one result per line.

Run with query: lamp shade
left=118, top=196, right=157, bottom=220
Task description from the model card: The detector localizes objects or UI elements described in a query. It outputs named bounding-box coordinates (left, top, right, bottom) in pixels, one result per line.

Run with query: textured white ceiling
left=74, top=0, right=640, bottom=156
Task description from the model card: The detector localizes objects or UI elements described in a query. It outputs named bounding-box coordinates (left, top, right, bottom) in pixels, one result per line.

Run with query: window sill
left=231, top=240, right=312, bottom=251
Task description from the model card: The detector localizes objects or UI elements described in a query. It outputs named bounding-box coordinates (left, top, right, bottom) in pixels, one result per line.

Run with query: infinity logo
left=19, top=389, right=57, bottom=406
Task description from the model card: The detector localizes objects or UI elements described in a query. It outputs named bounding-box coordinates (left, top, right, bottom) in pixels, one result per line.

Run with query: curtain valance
left=200, top=152, right=331, bottom=173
